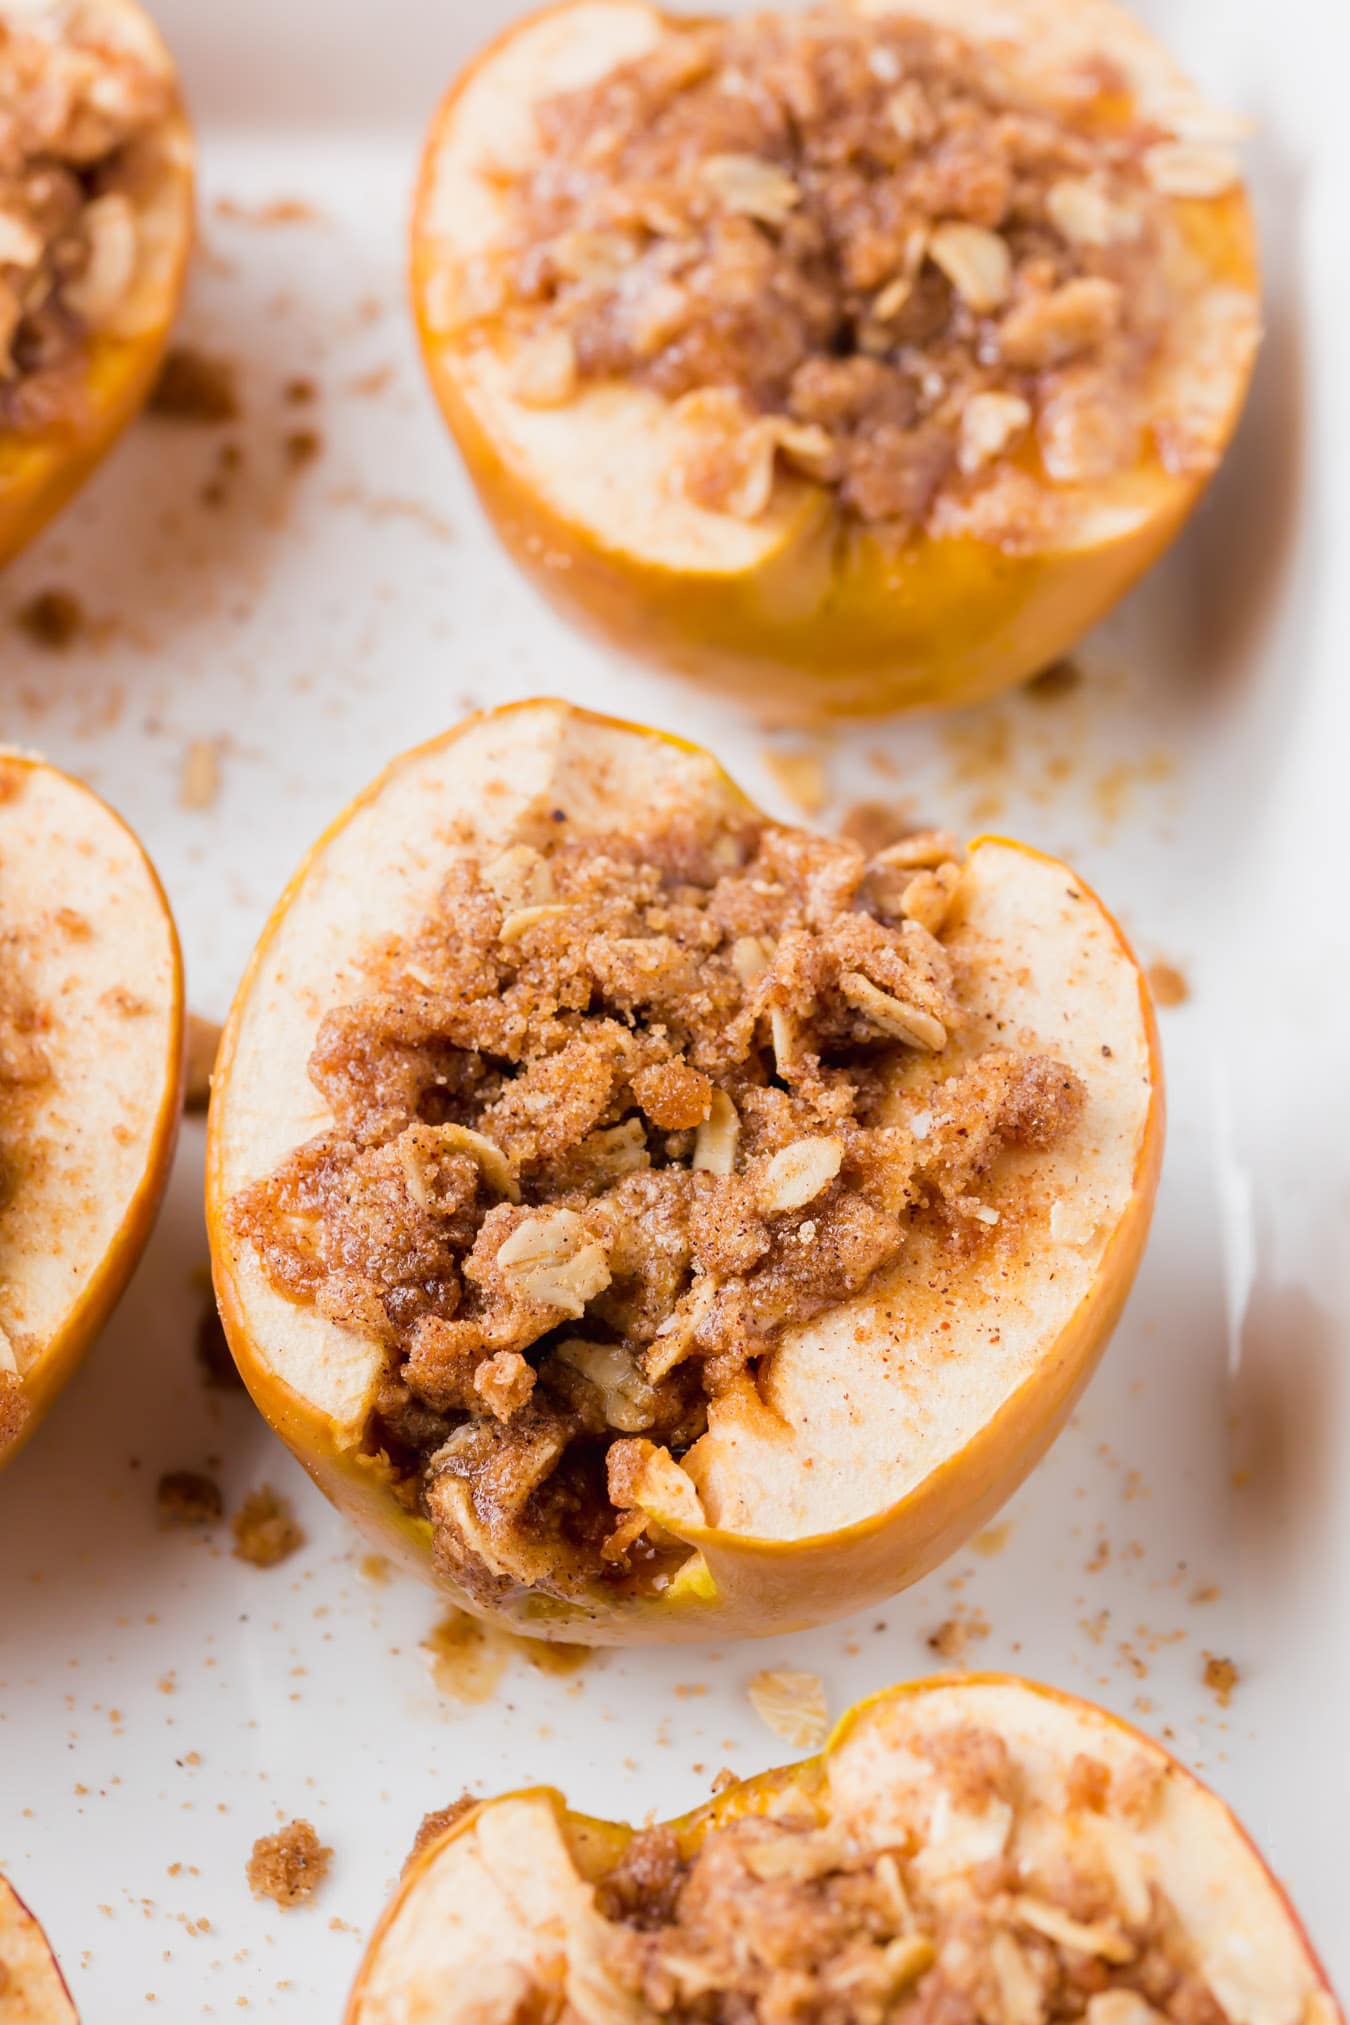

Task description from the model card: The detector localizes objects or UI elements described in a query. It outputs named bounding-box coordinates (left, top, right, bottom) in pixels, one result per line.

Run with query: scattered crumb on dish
left=179, top=739, right=221, bottom=810
left=1024, top=658, right=1083, bottom=702
left=421, top=1607, right=593, bottom=1706
left=231, top=1486, right=306, bottom=1568
left=246, top=1819, right=332, bottom=1907
left=156, top=1471, right=223, bottom=1527
left=1148, top=960, right=1190, bottom=1007
left=927, top=1608, right=991, bottom=1666
left=149, top=346, right=240, bottom=424
left=837, top=798, right=923, bottom=853
left=1203, top=1654, right=1240, bottom=1707
left=14, top=588, right=86, bottom=650
left=214, top=195, right=324, bottom=229
left=284, top=427, right=323, bottom=469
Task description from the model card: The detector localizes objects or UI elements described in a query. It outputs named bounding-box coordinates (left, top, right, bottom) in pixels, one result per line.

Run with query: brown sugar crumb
left=150, top=347, right=240, bottom=424
left=1148, top=960, right=1190, bottom=1008
left=14, top=588, right=87, bottom=650
left=185, top=1013, right=222, bottom=1112
left=156, top=1470, right=223, bottom=1527
left=926, top=1612, right=990, bottom=1666
left=215, top=195, right=322, bottom=228
left=1202, top=1654, right=1240, bottom=1707
left=283, top=427, right=322, bottom=469
left=406, top=1795, right=478, bottom=1869
left=246, top=1820, right=332, bottom=1908
left=231, top=1485, right=305, bottom=1568
left=478, top=9, right=1256, bottom=544
left=229, top=808, right=1086, bottom=1608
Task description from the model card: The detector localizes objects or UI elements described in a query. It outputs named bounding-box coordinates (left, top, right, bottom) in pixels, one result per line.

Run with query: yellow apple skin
left=346, top=1674, right=1343, bottom=2025
left=411, top=2, right=1259, bottom=721
left=0, top=0, right=194, bottom=571
left=0, top=754, right=185, bottom=1468
left=207, top=700, right=1163, bottom=1647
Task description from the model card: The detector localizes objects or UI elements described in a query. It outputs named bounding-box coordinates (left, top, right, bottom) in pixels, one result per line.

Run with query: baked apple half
left=346, top=1676, right=1341, bottom=2025
left=411, top=0, right=1259, bottom=717
left=0, top=1875, right=76, bottom=2022
left=208, top=700, right=1161, bottom=1642
left=0, top=750, right=183, bottom=1464
left=0, top=0, right=194, bottom=568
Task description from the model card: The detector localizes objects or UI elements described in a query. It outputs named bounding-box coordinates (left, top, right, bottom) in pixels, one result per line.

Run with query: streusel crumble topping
left=230, top=812, right=1084, bottom=1601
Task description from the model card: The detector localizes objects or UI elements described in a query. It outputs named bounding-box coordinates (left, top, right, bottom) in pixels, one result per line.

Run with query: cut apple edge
left=346, top=1674, right=1341, bottom=2025
left=207, top=699, right=1161, bottom=1639
left=0, top=0, right=195, bottom=568
left=0, top=749, right=184, bottom=1465
left=0, top=1874, right=78, bottom=2023
left=409, top=0, right=1258, bottom=713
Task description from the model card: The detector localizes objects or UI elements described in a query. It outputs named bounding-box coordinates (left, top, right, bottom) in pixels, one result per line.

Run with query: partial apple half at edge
left=0, top=1875, right=77, bottom=2023
left=346, top=1676, right=1341, bottom=2025
left=0, top=752, right=184, bottom=1465
left=0, top=0, right=195, bottom=569
left=207, top=699, right=1162, bottom=1643
left=410, top=0, right=1259, bottom=717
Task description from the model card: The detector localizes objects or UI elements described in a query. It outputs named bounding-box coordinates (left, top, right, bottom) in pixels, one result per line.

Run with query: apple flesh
left=0, top=752, right=184, bottom=1466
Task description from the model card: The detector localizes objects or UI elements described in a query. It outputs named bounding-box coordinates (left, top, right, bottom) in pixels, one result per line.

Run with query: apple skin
left=346, top=1674, right=1343, bottom=2025
left=207, top=699, right=1163, bottom=1647
left=410, top=0, right=1259, bottom=721
left=0, top=0, right=194, bottom=571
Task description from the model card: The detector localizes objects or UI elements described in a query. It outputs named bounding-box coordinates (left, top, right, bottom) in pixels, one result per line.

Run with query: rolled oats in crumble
left=229, top=811, right=1085, bottom=1602
left=0, top=7, right=175, bottom=428
left=465, top=7, right=1246, bottom=543
left=575, top=1724, right=1238, bottom=2025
